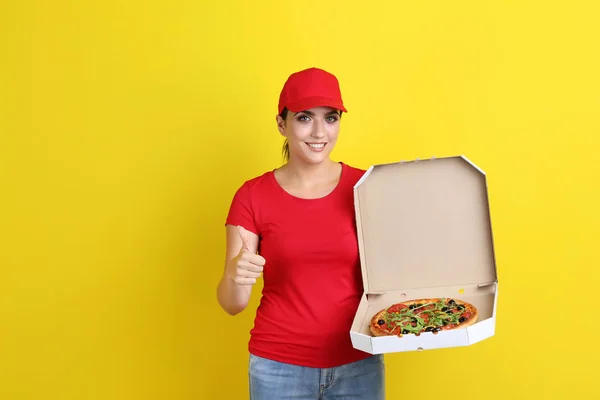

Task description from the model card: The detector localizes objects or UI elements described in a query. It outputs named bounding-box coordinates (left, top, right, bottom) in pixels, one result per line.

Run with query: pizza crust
left=452, top=299, right=478, bottom=329
left=369, top=309, right=390, bottom=336
left=454, top=312, right=478, bottom=329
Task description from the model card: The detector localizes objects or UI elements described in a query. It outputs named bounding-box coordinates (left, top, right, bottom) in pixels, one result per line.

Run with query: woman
left=217, top=67, right=385, bottom=399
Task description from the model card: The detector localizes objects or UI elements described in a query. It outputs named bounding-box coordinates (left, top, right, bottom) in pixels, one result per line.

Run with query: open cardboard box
left=350, top=155, right=498, bottom=354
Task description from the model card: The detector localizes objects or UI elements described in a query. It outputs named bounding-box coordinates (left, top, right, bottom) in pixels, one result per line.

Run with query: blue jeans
left=248, top=353, right=385, bottom=399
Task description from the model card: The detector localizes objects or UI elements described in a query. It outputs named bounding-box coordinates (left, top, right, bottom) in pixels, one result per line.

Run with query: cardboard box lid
left=353, top=156, right=497, bottom=294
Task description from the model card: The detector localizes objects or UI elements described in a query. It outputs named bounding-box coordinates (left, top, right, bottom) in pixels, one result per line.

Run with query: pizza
left=369, top=297, right=478, bottom=337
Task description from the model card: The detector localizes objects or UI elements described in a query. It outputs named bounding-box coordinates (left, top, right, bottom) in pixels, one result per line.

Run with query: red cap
left=278, top=67, right=347, bottom=115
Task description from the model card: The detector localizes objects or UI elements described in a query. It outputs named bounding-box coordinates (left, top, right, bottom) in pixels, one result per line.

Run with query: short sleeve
left=225, top=181, right=259, bottom=235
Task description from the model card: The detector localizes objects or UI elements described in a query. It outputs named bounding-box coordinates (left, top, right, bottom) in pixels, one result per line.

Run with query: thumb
left=237, top=225, right=254, bottom=252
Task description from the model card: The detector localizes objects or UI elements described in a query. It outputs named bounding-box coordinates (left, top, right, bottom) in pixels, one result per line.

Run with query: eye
left=296, top=115, right=310, bottom=122
left=326, top=115, right=339, bottom=123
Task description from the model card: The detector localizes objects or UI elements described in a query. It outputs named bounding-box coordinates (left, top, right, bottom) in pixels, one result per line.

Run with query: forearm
left=217, top=271, right=252, bottom=315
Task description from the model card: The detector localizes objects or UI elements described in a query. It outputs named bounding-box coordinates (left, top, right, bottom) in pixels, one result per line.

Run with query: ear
left=276, top=114, right=287, bottom=137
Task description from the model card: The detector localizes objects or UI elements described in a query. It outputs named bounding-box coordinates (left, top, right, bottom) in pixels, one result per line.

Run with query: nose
left=311, top=118, right=326, bottom=138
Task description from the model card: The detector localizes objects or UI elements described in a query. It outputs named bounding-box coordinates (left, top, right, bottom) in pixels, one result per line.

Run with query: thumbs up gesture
left=228, top=226, right=266, bottom=286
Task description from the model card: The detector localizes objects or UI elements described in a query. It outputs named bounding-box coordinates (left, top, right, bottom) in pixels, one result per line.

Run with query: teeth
left=308, top=143, right=325, bottom=148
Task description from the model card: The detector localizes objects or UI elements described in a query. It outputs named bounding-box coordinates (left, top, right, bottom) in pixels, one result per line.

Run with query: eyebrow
left=297, top=110, right=341, bottom=116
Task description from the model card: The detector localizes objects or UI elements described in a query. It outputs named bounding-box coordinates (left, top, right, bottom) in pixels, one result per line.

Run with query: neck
left=282, top=158, right=339, bottom=185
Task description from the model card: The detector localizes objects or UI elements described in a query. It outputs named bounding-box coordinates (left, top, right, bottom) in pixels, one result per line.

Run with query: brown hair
left=280, top=108, right=290, bottom=162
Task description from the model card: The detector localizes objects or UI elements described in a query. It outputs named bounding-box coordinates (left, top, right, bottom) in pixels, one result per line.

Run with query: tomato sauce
left=387, top=304, right=408, bottom=313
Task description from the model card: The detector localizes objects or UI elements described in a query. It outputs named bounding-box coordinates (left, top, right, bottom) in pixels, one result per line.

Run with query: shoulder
left=225, top=170, right=277, bottom=231
left=341, top=162, right=368, bottom=185
left=234, top=170, right=275, bottom=192
left=229, top=170, right=279, bottom=205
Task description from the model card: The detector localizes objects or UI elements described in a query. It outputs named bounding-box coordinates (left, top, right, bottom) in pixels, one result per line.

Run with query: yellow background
left=1, top=0, right=599, bottom=399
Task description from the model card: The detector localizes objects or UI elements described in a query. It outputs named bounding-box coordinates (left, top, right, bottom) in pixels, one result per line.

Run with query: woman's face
left=277, top=106, right=341, bottom=165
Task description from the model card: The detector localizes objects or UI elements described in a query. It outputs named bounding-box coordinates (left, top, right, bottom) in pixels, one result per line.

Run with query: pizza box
left=349, top=155, right=498, bottom=354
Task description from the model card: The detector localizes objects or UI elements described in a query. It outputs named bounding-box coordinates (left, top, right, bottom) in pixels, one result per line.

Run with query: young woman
left=217, top=67, right=385, bottom=400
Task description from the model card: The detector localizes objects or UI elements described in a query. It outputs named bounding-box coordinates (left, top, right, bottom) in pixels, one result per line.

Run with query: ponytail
left=282, top=140, right=290, bottom=162
left=280, top=108, right=290, bottom=162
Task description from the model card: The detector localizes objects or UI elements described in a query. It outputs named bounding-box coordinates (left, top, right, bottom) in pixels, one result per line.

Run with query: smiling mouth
left=306, top=143, right=326, bottom=150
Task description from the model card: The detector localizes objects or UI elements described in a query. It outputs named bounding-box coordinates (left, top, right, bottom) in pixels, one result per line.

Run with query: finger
left=233, top=276, right=258, bottom=286
left=253, top=254, right=266, bottom=266
left=240, top=252, right=266, bottom=267
left=236, top=266, right=262, bottom=279
left=237, top=225, right=253, bottom=252
left=238, top=259, right=264, bottom=273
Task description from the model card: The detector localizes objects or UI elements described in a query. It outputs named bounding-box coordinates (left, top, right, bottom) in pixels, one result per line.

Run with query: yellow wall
left=2, top=1, right=599, bottom=398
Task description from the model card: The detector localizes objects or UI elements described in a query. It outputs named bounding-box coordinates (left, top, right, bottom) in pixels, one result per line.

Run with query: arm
left=216, top=224, right=263, bottom=316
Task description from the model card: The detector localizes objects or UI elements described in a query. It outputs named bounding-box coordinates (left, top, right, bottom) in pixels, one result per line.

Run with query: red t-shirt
left=225, top=162, right=372, bottom=368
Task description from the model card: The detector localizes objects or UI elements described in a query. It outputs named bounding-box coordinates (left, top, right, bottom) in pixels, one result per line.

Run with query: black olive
left=425, top=326, right=434, bottom=332
left=402, top=329, right=409, bottom=334
left=409, top=304, right=416, bottom=309
left=446, top=310, right=453, bottom=314
left=377, top=319, right=385, bottom=325
left=448, top=299, right=456, bottom=305
left=441, top=307, right=449, bottom=312
left=457, top=305, right=465, bottom=311
left=459, top=317, right=466, bottom=323
left=432, top=327, right=439, bottom=333
left=411, top=317, right=418, bottom=322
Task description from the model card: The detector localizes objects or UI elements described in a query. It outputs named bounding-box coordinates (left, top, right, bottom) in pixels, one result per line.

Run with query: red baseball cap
left=278, top=67, right=347, bottom=115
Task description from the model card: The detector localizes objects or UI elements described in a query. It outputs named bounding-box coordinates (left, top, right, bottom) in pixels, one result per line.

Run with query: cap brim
left=286, top=96, right=347, bottom=113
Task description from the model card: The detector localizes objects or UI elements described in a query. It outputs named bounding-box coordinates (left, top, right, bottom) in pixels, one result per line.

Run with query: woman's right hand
left=227, top=226, right=265, bottom=286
